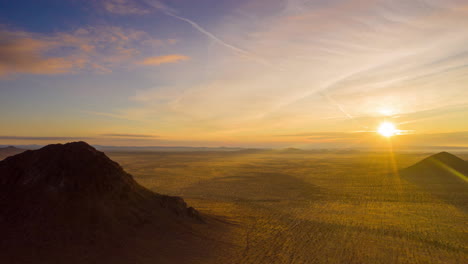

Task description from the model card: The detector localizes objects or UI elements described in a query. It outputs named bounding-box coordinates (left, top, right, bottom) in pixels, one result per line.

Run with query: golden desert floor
left=108, top=150, right=468, bottom=264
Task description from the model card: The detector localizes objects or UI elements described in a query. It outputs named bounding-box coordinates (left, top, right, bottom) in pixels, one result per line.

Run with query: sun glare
left=378, top=107, right=395, bottom=116
left=378, top=122, right=398, bottom=137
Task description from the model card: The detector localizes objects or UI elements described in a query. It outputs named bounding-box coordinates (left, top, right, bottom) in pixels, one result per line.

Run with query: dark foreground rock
left=0, top=142, right=209, bottom=264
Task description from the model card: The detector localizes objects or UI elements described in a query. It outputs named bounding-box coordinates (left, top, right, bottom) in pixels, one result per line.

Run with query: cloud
left=4, top=0, right=467, bottom=147
left=102, top=0, right=150, bottom=15
left=109, top=0, right=468, bottom=141
left=147, top=1, right=250, bottom=53
left=271, top=130, right=468, bottom=148
left=276, top=132, right=367, bottom=138
left=137, top=0, right=271, bottom=66
left=140, top=54, right=189, bottom=66
left=0, top=26, right=181, bottom=76
left=274, top=131, right=377, bottom=144
left=0, top=30, right=75, bottom=76
left=98, top=0, right=272, bottom=66
left=100, top=133, right=159, bottom=138
left=0, top=136, right=91, bottom=141
left=0, top=134, right=159, bottom=141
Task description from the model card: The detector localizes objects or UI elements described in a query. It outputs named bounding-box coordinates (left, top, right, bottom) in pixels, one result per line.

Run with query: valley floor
left=109, top=151, right=468, bottom=264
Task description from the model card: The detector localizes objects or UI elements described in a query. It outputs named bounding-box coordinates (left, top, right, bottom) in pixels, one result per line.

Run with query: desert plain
left=105, top=149, right=468, bottom=264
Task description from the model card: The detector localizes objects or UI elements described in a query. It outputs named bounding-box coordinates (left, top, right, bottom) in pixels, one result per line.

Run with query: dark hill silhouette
left=401, top=152, right=468, bottom=183
left=401, top=151, right=468, bottom=212
left=0, top=142, right=209, bottom=264
left=0, top=146, right=26, bottom=160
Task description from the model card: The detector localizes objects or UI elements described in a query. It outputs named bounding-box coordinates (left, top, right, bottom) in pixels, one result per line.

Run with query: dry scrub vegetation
left=108, top=151, right=468, bottom=264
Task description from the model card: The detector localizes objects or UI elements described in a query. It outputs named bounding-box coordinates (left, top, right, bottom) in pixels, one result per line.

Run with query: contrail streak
left=319, top=91, right=354, bottom=120
left=145, top=0, right=270, bottom=66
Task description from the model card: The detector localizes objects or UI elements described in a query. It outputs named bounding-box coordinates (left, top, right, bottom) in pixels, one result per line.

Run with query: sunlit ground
left=109, top=150, right=468, bottom=264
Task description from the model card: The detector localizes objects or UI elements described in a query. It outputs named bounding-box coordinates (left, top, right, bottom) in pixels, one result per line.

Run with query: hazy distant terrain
left=0, top=146, right=26, bottom=160
left=107, top=150, right=468, bottom=264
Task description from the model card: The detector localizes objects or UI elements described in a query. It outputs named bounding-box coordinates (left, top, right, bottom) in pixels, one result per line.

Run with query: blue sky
left=1, top=0, right=468, bottom=147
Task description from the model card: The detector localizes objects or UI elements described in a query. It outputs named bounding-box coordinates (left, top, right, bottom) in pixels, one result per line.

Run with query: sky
left=1, top=0, right=468, bottom=148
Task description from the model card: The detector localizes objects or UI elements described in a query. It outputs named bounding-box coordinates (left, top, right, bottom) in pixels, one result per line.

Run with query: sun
left=378, top=122, right=398, bottom=137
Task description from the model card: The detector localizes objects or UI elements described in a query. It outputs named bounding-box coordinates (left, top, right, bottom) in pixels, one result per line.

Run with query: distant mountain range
left=2, top=144, right=467, bottom=153
left=95, top=145, right=248, bottom=152
left=0, top=144, right=250, bottom=152
left=0, top=146, right=26, bottom=160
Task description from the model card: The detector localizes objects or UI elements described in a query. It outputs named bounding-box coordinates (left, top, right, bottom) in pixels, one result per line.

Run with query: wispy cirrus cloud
left=100, top=133, right=159, bottom=138
left=3, top=0, right=468, bottom=147
left=140, top=54, right=190, bottom=66
left=0, top=30, right=75, bottom=76
left=0, top=25, right=183, bottom=77
left=100, top=0, right=269, bottom=65
left=111, top=0, right=468, bottom=140
left=271, top=130, right=468, bottom=148
left=0, top=136, right=92, bottom=141
left=144, top=0, right=253, bottom=55
left=102, top=0, right=151, bottom=15
left=0, top=134, right=159, bottom=141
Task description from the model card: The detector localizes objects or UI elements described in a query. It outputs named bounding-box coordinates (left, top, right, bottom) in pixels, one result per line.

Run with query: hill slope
left=401, top=151, right=468, bottom=211
left=401, top=152, right=468, bottom=183
left=0, top=142, right=206, bottom=264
